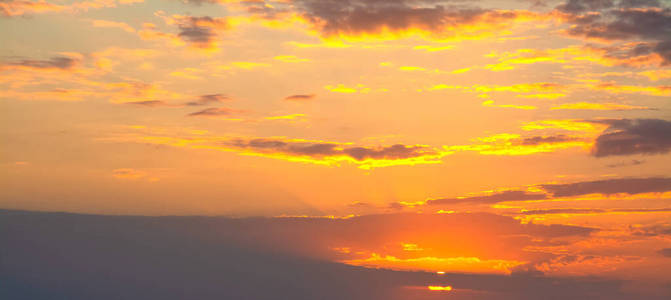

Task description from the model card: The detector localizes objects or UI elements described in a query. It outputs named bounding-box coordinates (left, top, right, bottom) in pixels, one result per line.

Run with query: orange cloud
left=1, top=0, right=143, bottom=17
left=344, top=253, right=525, bottom=274
left=587, top=81, right=671, bottom=96
left=90, top=19, right=136, bottom=33
left=551, top=102, right=652, bottom=111
left=444, top=133, right=590, bottom=156
left=482, top=100, right=537, bottom=110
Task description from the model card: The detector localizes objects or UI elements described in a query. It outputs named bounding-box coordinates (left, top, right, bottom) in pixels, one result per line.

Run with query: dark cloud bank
left=557, top=0, right=671, bottom=65
left=592, top=119, right=671, bottom=157
left=1, top=209, right=669, bottom=300
left=423, top=177, right=671, bottom=207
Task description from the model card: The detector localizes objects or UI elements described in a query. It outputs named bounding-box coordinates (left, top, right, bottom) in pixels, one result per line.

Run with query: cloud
left=284, top=94, right=316, bottom=101
left=520, top=207, right=671, bottom=215
left=444, top=133, right=590, bottom=156
left=591, top=119, right=671, bottom=157
left=555, top=0, right=671, bottom=65
left=551, top=102, right=652, bottom=111
left=426, top=190, right=548, bottom=206
left=631, top=224, right=671, bottom=236
left=1, top=0, right=64, bottom=16
left=588, top=81, right=671, bottom=96
left=540, top=177, right=671, bottom=197
left=659, top=248, right=671, bottom=258
left=3, top=209, right=655, bottom=300
left=175, top=16, right=228, bottom=48
left=187, top=107, right=241, bottom=117
left=481, top=100, right=537, bottom=110
left=90, top=19, right=136, bottom=33
left=606, top=159, right=644, bottom=168
left=292, top=0, right=546, bottom=41
left=343, top=144, right=434, bottom=160
left=0, top=0, right=143, bottom=17
left=112, top=168, right=147, bottom=179
left=265, top=113, right=307, bottom=121
left=124, top=100, right=171, bottom=107
left=520, top=134, right=581, bottom=146
left=186, top=94, right=231, bottom=106
left=274, top=55, right=310, bottom=63
left=0, top=56, right=79, bottom=71
left=521, top=119, right=605, bottom=132
left=140, top=12, right=231, bottom=51
left=484, top=45, right=665, bottom=70
left=104, top=126, right=449, bottom=169
left=229, top=138, right=440, bottom=163
left=429, top=82, right=566, bottom=99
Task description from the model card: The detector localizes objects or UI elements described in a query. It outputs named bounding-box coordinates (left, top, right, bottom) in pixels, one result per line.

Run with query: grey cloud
left=427, top=190, right=548, bottom=205
left=606, top=159, right=644, bottom=168
left=343, top=144, right=433, bottom=160
left=288, top=143, right=340, bottom=155
left=187, top=107, right=240, bottom=117
left=170, top=16, right=229, bottom=48
left=291, top=0, right=520, bottom=37
left=2, top=209, right=655, bottom=300
left=284, top=94, right=316, bottom=101
left=186, top=94, right=230, bottom=106
left=557, top=0, right=671, bottom=64
left=557, top=0, right=615, bottom=14
left=124, top=100, right=170, bottom=107
left=520, top=207, right=671, bottom=215
left=520, top=134, right=579, bottom=145
left=2, top=56, right=78, bottom=70
left=227, top=138, right=436, bottom=161
left=541, top=177, right=671, bottom=197
left=658, top=248, right=671, bottom=257
left=592, top=119, right=671, bottom=157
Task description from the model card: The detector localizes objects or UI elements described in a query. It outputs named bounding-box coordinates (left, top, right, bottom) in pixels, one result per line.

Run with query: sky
left=1, top=0, right=671, bottom=298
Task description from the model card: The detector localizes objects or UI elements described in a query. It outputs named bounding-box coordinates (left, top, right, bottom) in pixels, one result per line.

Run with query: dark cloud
left=541, top=177, right=671, bottom=197
left=226, top=138, right=437, bottom=161
left=178, top=16, right=227, bottom=45
left=1, top=56, right=78, bottom=70
left=630, top=224, right=671, bottom=236
left=284, top=94, right=316, bottom=101
left=289, top=143, right=340, bottom=155
left=520, top=134, right=579, bottom=145
left=124, top=100, right=170, bottom=107
left=591, top=119, right=671, bottom=157
left=343, top=144, right=433, bottom=160
left=658, top=248, right=671, bottom=257
left=2, top=210, right=654, bottom=300
left=556, top=0, right=615, bottom=14
left=291, top=0, right=530, bottom=37
left=606, top=159, right=644, bottom=168
left=229, top=138, right=339, bottom=155
left=427, top=190, right=548, bottom=205
left=618, top=0, right=662, bottom=8
left=557, top=0, right=671, bottom=64
left=186, top=94, right=230, bottom=106
left=520, top=207, right=671, bottom=215
left=152, top=15, right=230, bottom=49
left=187, top=107, right=240, bottom=117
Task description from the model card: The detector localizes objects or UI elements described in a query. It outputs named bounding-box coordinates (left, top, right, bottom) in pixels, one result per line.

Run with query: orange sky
left=1, top=0, right=671, bottom=294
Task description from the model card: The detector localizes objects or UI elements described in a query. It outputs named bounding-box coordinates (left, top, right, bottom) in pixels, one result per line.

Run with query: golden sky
left=1, top=0, right=671, bottom=297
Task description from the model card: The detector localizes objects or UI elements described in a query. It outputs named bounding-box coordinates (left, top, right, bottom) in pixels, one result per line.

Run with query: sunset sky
left=1, top=0, right=671, bottom=299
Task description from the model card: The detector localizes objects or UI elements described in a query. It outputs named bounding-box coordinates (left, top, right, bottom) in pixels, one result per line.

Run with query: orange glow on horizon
left=428, top=286, right=453, bottom=291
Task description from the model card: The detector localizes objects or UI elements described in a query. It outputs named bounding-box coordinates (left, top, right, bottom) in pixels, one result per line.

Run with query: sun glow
left=428, top=286, right=453, bottom=291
